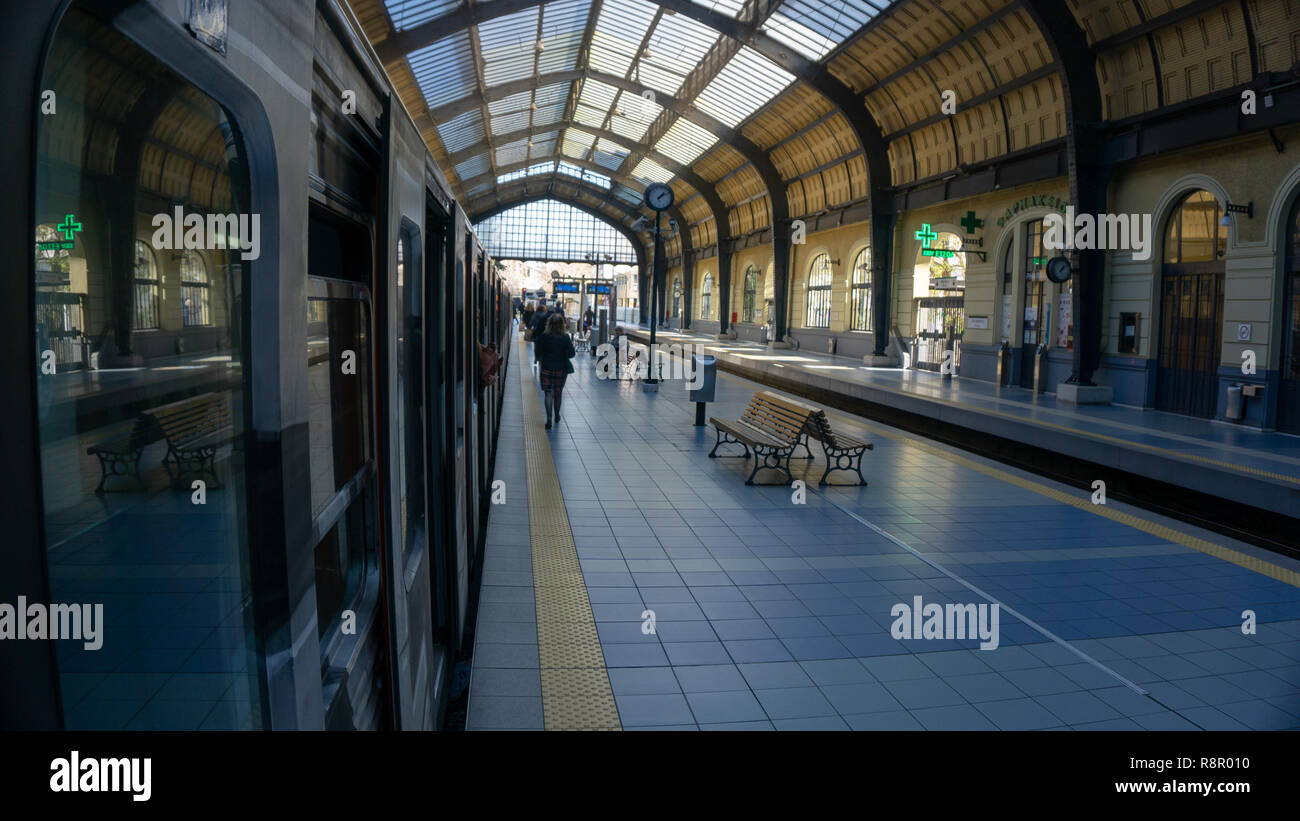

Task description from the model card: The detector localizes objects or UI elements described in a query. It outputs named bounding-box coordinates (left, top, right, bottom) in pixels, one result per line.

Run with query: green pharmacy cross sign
left=38, top=214, right=83, bottom=252
left=914, top=223, right=954, bottom=259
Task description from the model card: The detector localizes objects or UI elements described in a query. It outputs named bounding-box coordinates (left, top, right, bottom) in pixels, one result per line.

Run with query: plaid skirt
left=540, top=368, right=568, bottom=392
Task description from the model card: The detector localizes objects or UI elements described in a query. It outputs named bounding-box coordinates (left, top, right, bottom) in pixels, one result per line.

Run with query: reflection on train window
left=180, top=251, right=212, bottom=327
left=396, top=225, right=427, bottom=570
left=34, top=7, right=260, bottom=729
left=306, top=276, right=372, bottom=639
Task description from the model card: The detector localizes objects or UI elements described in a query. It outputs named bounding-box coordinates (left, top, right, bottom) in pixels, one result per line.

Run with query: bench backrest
left=143, top=393, right=233, bottom=444
left=753, top=391, right=855, bottom=449
left=742, top=393, right=815, bottom=446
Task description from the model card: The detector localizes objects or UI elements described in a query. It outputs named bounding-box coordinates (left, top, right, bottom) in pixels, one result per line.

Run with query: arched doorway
left=1280, top=197, right=1300, bottom=434
left=912, top=229, right=966, bottom=371
left=1156, top=190, right=1226, bottom=418
left=1018, top=219, right=1048, bottom=388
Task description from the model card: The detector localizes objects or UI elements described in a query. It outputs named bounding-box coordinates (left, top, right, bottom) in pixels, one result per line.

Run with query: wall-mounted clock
left=1046, top=255, right=1072, bottom=284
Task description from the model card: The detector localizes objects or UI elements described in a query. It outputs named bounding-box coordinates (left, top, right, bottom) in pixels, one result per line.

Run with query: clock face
left=645, top=183, right=674, bottom=211
left=1046, top=255, right=1072, bottom=284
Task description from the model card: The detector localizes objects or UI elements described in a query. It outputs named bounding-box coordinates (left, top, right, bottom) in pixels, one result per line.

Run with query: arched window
left=180, top=250, right=210, bottom=326
left=1163, top=189, right=1227, bottom=263
left=742, top=265, right=758, bottom=323
left=133, top=239, right=160, bottom=329
left=700, top=273, right=713, bottom=320
left=805, top=253, right=832, bottom=328
left=849, top=247, right=872, bottom=331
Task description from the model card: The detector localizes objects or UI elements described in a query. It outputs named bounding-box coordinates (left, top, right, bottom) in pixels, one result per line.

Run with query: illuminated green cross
left=914, top=223, right=937, bottom=248
left=960, top=210, right=984, bottom=234
left=57, top=214, right=82, bottom=242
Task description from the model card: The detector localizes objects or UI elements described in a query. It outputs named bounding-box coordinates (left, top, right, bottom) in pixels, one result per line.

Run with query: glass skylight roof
left=454, top=153, right=489, bottom=181
left=694, top=46, right=796, bottom=127
left=764, top=1, right=887, bottom=60
left=391, top=0, right=876, bottom=205
left=631, top=158, right=673, bottom=185
left=537, top=0, right=592, bottom=74
left=478, top=7, right=540, bottom=86
left=408, top=31, right=476, bottom=109
left=384, top=0, right=461, bottom=32
left=562, top=128, right=596, bottom=159
left=635, top=12, right=720, bottom=95
left=436, top=108, right=484, bottom=153
left=655, top=117, right=718, bottom=165
left=588, top=0, right=658, bottom=78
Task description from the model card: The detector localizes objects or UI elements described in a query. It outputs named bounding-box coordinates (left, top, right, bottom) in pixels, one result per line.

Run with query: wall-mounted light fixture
left=1220, top=200, right=1253, bottom=226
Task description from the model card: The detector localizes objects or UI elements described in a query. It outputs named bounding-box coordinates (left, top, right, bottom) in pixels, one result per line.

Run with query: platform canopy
left=350, top=0, right=1276, bottom=267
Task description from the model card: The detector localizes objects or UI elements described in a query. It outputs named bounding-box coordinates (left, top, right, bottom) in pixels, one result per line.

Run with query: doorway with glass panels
left=1155, top=191, right=1227, bottom=419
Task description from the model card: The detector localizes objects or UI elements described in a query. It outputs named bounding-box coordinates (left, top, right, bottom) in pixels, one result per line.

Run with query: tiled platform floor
left=467, top=327, right=1300, bottom=731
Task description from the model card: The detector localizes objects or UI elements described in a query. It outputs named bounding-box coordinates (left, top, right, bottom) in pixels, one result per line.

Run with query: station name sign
left=996, top=194, right=1069, bottom=227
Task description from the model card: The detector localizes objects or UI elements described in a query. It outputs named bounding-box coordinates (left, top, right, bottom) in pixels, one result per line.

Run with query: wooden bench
left=87, top=417, right=160, bottom=493
left=762, top=392, right=873, bottom=485
left=708, top=392, right=818, bottom=485
left=139, top=393, right=236, bottom=489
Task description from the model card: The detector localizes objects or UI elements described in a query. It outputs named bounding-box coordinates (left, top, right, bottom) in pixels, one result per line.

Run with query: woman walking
left=535, top=312, right=576, bottom=430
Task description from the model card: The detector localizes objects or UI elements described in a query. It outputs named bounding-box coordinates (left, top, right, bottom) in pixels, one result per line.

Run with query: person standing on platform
left=530, top=302, right=552, bottom=341
left=535, top=313, right=575, bottom=430
left=522, top=302, right=535, bottom=337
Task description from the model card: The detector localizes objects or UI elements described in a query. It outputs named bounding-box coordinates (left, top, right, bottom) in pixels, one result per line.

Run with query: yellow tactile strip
left=518, top=338, right=622, bottom=730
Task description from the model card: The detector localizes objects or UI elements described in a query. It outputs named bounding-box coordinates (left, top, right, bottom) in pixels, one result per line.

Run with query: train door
left=475, top=252, right=489, bottom=532
left=425, top=198, right=457, bottom=658
left=451, top=223, right=470, bottom=642
left=1156, top=191, right=1227, bottom=419
left=1278, top=198, right=1300, bottom=434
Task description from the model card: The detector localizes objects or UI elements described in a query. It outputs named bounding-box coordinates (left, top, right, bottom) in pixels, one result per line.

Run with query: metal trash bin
left=1226, top=383, right=1245, bottom=420
left=689, top=355, right=717, bottom=426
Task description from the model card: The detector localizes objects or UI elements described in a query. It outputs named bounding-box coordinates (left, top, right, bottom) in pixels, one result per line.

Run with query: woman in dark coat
left=521, top=303, right=535, bottom=335
left=535, top=312, right=575, bottom=429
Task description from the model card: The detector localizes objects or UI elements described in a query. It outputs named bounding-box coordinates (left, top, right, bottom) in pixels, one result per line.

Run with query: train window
left=306, top=276, right=372, bottom=640
left=33, top=6, right=260, bottom=729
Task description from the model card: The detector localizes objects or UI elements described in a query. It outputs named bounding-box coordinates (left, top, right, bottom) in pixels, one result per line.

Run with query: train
left=2, top=0, right=513, bottom=730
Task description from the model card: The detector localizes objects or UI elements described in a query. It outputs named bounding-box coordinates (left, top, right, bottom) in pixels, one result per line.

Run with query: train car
left=1, top=0, right=512, bottom=730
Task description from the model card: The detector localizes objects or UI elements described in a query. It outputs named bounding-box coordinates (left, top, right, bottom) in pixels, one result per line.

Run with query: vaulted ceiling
left=347, top=0, right=1300, bottom=254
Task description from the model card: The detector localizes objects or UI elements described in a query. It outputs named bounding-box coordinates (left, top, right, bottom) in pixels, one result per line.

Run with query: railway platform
left=466, top=334, right=1300, bottom=731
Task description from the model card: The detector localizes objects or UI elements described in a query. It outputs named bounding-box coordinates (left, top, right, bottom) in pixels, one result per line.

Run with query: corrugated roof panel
left=454, top=153, right=489, bottom=181
left=694, top=46, right=795, bottom=127
left=478, top=7, right=541, bottom=86
left=407, top=31, right=476, bottom=109
left=766, top=1, right=888, bottom=60
left=436, top=108, right=485, bottom=152
left=686, top=0, right=745, bottom=17
left=607, top=90, right=661, bottom=142
left=588, top=0, right=656, bottom=77
left=632, top=158, right=673, bottom=184
left=537, top=0, right=591, bottom=74
left=654, top=117, right=718, bottom=165
left=637, top=11, right=719, bottom=95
